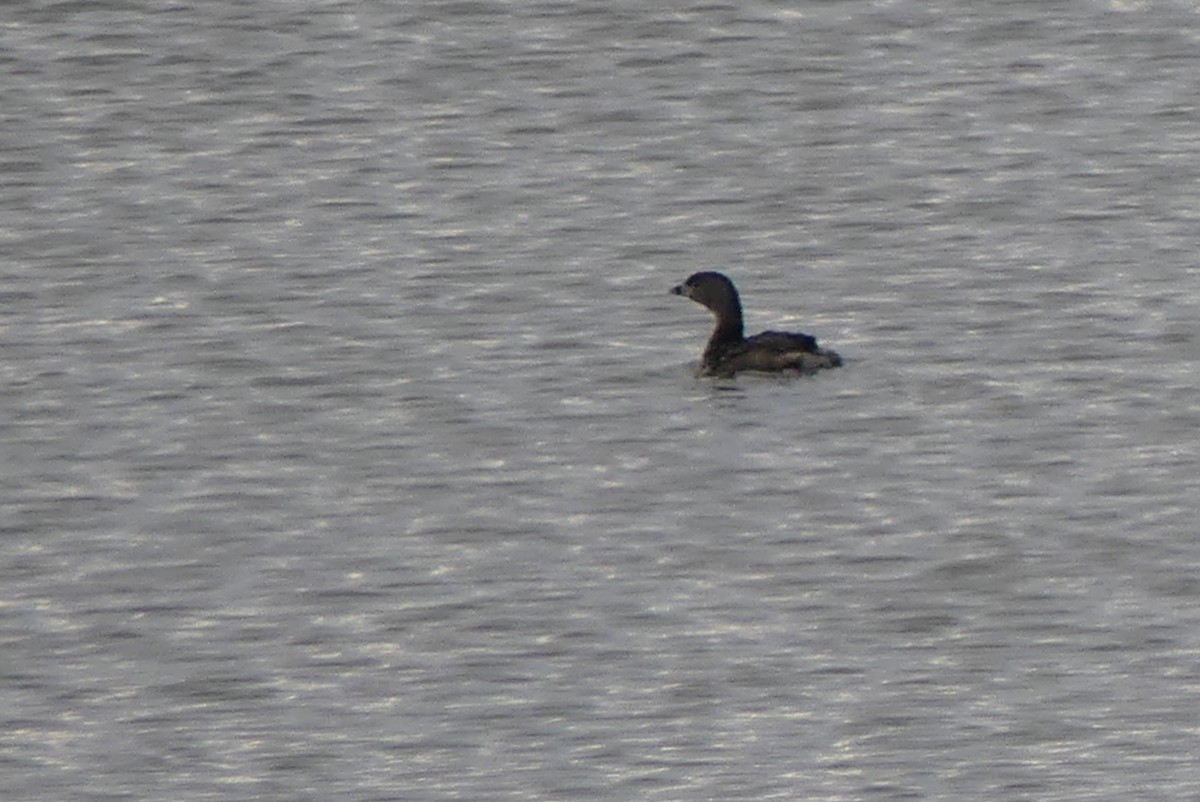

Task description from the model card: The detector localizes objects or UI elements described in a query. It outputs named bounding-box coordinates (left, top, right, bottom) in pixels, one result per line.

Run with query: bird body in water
left=670, top=271, right=842, bottom=377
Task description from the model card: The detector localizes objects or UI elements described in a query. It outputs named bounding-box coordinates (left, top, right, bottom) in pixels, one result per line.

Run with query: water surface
left=4, top=1, right=1200, bottom=799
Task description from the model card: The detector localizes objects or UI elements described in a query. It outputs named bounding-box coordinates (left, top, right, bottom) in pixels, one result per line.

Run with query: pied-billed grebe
left=670, top=271, right=842, bottom=377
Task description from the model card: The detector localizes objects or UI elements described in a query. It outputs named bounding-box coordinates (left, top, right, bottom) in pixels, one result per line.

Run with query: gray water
left=4, top=1, right=1200, bottom=799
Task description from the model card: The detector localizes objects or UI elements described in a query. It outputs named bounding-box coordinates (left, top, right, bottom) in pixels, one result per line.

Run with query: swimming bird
left=670, top=271, right=842, bottom=377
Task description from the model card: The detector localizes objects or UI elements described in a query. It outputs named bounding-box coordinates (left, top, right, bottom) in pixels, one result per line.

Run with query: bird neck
left=709, top=297, right=744, bottom=343
left=702, top=303, right=744, bottom=366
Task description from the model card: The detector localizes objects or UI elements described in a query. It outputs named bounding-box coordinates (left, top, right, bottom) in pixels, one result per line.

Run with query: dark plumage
left=670, top=271, right=842, bottom=377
